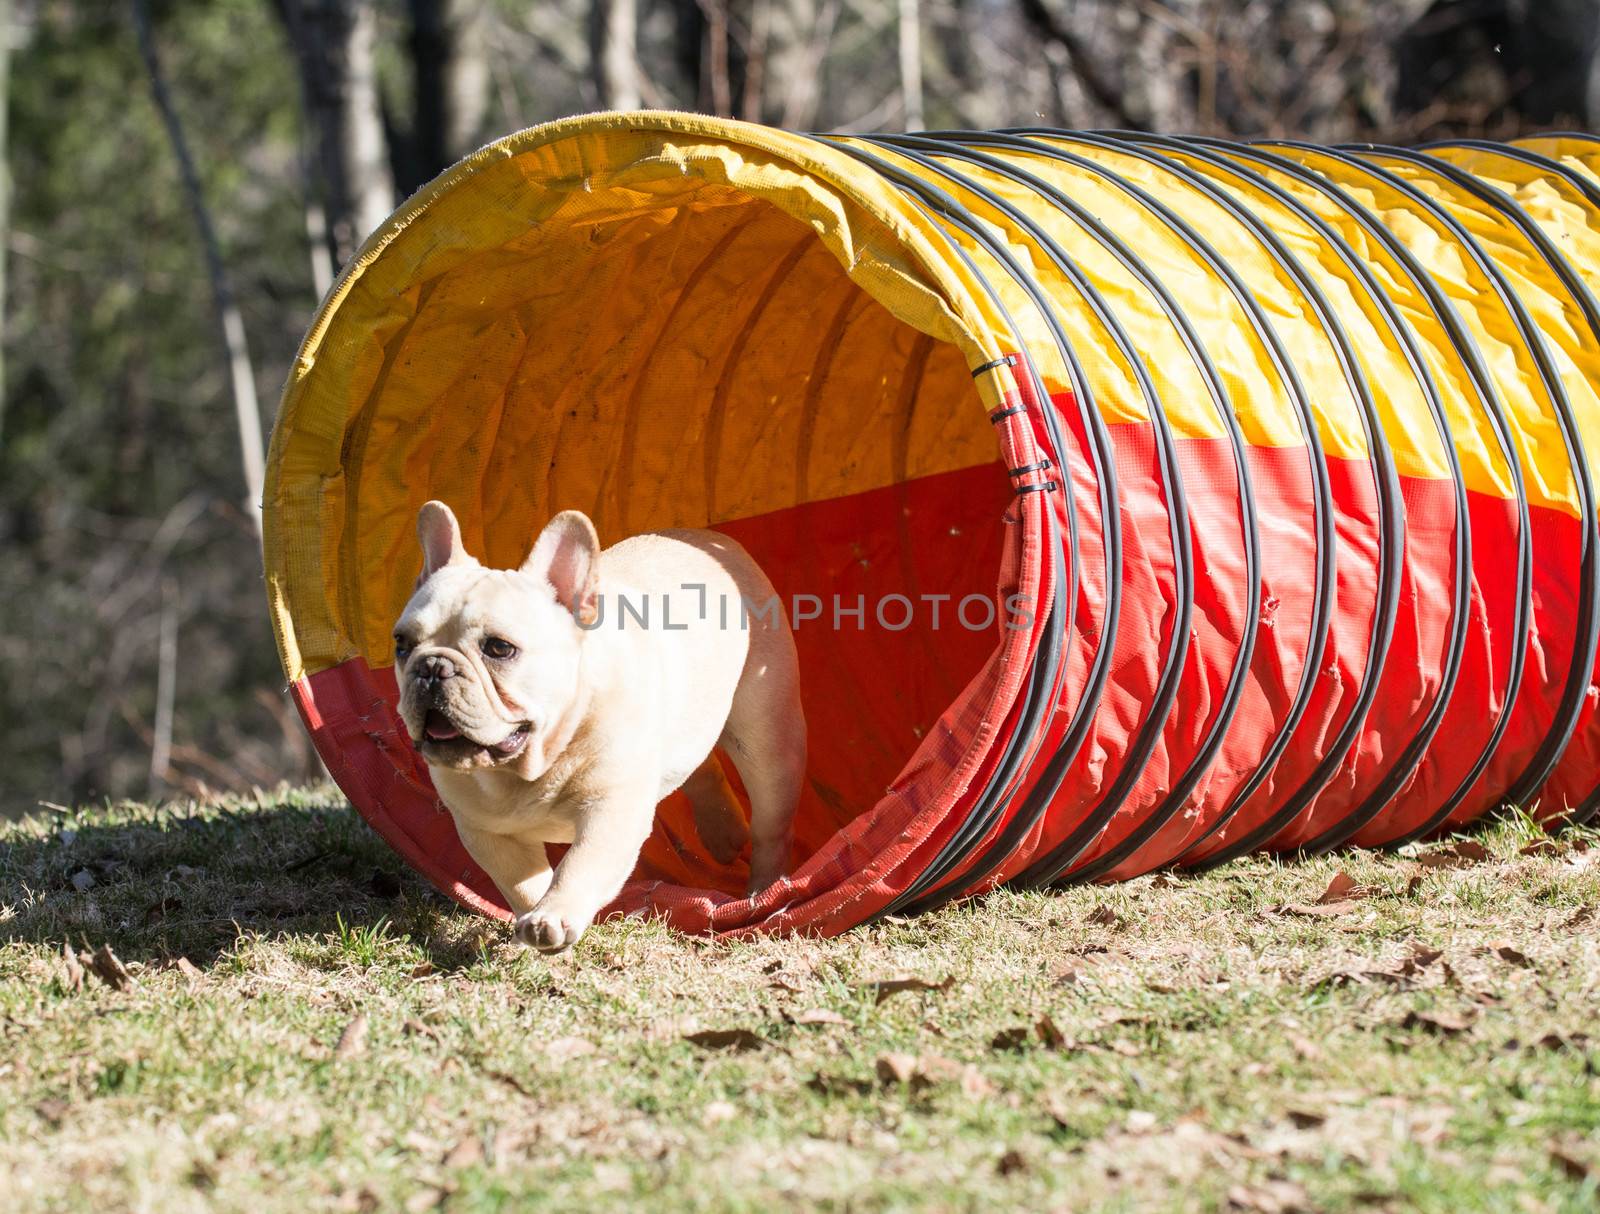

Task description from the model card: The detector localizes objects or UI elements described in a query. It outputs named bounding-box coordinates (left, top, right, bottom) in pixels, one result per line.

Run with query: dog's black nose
left=415, top=653, right=456, bottom=683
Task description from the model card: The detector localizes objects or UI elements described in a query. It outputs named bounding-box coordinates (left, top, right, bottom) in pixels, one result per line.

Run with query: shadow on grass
left=0, top=790, right=497, bottom=971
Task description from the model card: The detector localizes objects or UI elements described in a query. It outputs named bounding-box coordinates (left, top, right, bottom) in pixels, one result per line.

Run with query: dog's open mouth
left=419, top=710, right=530, bottom=761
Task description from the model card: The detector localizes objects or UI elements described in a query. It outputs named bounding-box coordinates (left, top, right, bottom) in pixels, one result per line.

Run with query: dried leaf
left=409, top=962, right=436, bottom=980
left=1278, top=899, right=1359, bottom=918
left=402, top=1018, right=439, bottom=1042
left=84, top=944, right=133, bottom=992
left=1399, top=1008, right=1476, bottom=1036
left=807, top=1072, right=872, bottom=1097
left=790, top=1008, right=847, bottom=1027
left=1286, top=1108, right=1326, bottom=1129
left=1404, top=873, right=1425, bottom=897
left=1417, top=840, right=1491, bottom=869
left=173, top=956, right=203, bottom=986
left=1492, top=943, right=1534, bottom=968
left=441, top=1135, right=483, bottom=1169
left=70, top=869, right=96, bottom=892
left=990, top=1026, right=1031, bottom=1052
left=1035, top=1013, right=1068, bottom=1050
left=334, top=1011, right=369, bottom=1059
left=33, top=1098, right=69, bottom=1125
left=483, top=1068, right=534, bottom=1097
left=1088, top=905, right=1125, bottom=928
left=1317, top=871, right=1373, bottom=904
left=767, top=977, right=802, bottom=994
left=58, top=943, right=83, bottom=993
left=684, top=1028, right=765, bottom=1052
left=860, top=975, right=954, bottom=1005
left=920, top=1055, right=995, bottom=1097
left=1151, top=872, right=1182, bottom=889
left=1551, top=1140, right=1594, bottom=1180
left=996, top=1148, right=1028, bottom=1175
left=1520, top=839, right=1563, bottom=857
left=875, top=1052, right=918, bottom=1084
left=1288, top=1033, right=1323, bottom=1062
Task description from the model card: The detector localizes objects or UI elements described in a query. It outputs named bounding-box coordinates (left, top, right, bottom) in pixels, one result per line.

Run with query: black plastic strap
left=1007, top=457, right=1053, bottom=477
left=989, top=403, right=1027, bottom=421
left=971, top=353, right=1020, bottom=377
left=1014, top=479, right=1059, bottom=495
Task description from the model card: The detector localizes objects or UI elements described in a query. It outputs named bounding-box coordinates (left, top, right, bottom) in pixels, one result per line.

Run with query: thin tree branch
left=130, top=0, right=264, bottom=540
left=1017, top=0, right=1139, bottom=129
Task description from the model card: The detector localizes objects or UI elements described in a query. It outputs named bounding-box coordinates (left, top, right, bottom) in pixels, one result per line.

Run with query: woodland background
left=3, top=0, right=1600, bottom=816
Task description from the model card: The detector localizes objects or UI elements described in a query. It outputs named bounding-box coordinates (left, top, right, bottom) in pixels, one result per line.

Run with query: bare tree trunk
left=131, top=0, right=265, bottom=539
left=411, top=0, right=492, bottom=177
left=592, top=0, right=642, bottom=110
left=767, top=0, right=838, bottom=128
left=276, top=0, right=394, bottom=267
left=148, top=577, right=177, bottom=795
left=0, top=0, right=11, bottom=448
left=899, top=0, right=924, bottom=129
left=702, top=0, right=733, bottom=116
left=1018, top=0, right=1138, bottom=129
left=740, top=0, right=769, bottom=120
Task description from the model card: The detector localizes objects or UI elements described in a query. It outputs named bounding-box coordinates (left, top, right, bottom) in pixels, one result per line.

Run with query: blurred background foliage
left=3, top=0, right=1599, bottom=815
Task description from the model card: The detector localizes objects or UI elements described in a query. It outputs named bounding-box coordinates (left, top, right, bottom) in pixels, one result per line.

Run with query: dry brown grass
left=2, top=788, right=1599, bottom=1212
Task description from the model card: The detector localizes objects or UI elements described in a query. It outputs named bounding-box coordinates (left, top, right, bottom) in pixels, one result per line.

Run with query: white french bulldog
left=393, top=501, right=807, bottom=954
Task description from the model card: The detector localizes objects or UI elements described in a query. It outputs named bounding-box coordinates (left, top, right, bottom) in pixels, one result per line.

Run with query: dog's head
left=394, top=501, right=601, bottom=778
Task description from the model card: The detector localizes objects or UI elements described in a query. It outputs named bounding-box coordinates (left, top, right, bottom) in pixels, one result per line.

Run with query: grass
left=2, top=788, right=1599, bottom=1212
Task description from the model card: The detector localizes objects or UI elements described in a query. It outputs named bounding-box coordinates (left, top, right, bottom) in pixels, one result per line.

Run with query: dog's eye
left=481, top=636, right=517, bottom=660
left=393, top=635, right=414, bottom=662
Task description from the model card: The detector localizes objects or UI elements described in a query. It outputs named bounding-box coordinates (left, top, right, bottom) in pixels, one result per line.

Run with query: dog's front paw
left=513, top=907, right=587, bottom=955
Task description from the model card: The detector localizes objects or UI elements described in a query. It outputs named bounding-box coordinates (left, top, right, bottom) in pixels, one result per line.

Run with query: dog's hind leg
left=722, top=628, right=807, bottom=895
left=681, top=752, right=750, bottom=866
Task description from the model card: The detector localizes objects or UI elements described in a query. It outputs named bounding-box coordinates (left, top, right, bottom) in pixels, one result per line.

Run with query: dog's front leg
left=516, top=790, right=656, bottom=955
left=452, top=820, right=554, bottom=917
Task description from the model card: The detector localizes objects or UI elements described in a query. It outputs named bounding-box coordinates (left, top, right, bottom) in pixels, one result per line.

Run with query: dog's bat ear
left=524, top=510, right=601, bottom=626
left=416, top=500, right=467, bottom=582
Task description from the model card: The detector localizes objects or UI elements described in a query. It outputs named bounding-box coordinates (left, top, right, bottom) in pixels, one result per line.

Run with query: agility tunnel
left=264, top=112, right=1600, bottom=937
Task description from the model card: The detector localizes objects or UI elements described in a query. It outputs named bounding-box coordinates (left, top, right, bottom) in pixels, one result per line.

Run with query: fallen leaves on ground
left=858, top=975, right=954, bottom=1005
left=684, top=1028, right=766, bottom=1052
left=83, top=944, right=133, bottom=992
left=1277, top=871, right=1377, bottom=917
left=33, top=1098, right=69, bottom=1126
left=441, top=1135, right=483, bottom=1169
left=1398, top=1008, right=1476, bottom=1036
left=1088, top=905, right=1126, bottom=928
left=1416, top=840, right=1491, bottom=869
left=996, top=1148, right=1028, bottom=1175
left=1490, top=942, right=1534, bottom=968
left=872, top=1052, right=993, bottom=1096
left=1550, top=1136, right=1595, bottom=1180
left=333, top=1011, right=369, bottom=1059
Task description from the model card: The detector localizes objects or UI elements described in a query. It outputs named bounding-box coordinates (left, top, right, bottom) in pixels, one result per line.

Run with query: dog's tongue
left=424, top=710, right=461, bottom=741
